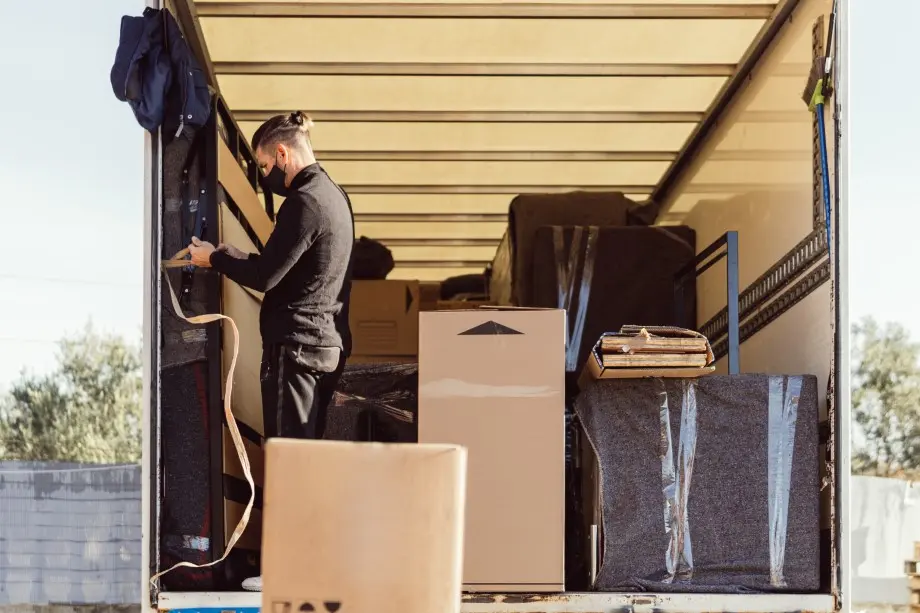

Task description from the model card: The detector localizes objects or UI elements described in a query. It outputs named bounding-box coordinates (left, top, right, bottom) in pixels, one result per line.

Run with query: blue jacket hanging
left=110, top=7, right=211, bottom=142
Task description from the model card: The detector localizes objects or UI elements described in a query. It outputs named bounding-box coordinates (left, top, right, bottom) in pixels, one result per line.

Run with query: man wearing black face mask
left=188, top=110, right=354, bottom=449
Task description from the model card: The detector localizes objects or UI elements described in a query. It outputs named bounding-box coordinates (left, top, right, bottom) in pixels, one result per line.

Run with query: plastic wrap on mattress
left=325, top=362, right=418, bottom=443
left=489, top=191, right=640, bottom=306
left=531, top=225, right=696, bottom=376
left=575, top=374, right=821, bottom=593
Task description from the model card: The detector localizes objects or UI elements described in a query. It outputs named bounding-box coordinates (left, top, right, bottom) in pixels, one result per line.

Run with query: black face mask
left=262, top=156, right=289, bottom=197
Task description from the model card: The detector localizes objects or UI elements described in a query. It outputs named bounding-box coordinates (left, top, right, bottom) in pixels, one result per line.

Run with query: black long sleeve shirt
left=210, top=164, right=354, bottom=355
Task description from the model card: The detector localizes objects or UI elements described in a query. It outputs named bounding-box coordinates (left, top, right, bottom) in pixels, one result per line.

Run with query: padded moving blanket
left=575, top=375, right=821, bottom=593
left=531, top=225, right=696, bottom=374
left=490, top=191, right=644, bottom=306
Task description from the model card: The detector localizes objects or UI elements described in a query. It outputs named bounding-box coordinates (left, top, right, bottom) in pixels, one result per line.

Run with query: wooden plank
left=224, top=501, right=262, bottom=551
left=390, top=265, right=485, bottom=281
left=388, top=244, right=498, bottom=262
left=218, top=138, right=274, bottom=244
left=222, top=426, right=265, bottom=488
left=201, top=17, right=762, bottom=65
left=217, top=61, right=736, bottom=77
left=220, top=204, right=266, bottom=436
left=320, top=159, right=670, bottom=187
left=197, top=3, right=775, bottom=18
left=235, top=110, right=704, bottom=123
left=600, top=336, right=710, bottom=354
left=218, top=74, right=727, bottom=113
left=355, top=220, right=507, bottom=240
left=600, top=353, right=710, bottom=368
left=238, top=121, right=696, bottom=154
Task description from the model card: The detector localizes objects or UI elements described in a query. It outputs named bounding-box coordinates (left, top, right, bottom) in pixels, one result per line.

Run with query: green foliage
left=851, top=316, right=920, bottom=478
left=0, top=324, right=142, bottom=463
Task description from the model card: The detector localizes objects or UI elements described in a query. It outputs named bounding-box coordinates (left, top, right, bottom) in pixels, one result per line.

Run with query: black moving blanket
left=575, top=375, right=821, bottom=593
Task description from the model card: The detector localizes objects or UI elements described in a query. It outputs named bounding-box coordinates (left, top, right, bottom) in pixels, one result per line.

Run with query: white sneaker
left=242, top=575, right=262, bottom=592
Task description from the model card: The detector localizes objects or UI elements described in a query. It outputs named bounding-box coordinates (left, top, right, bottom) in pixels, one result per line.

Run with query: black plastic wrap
left=325, top=362, right=419, bottom=443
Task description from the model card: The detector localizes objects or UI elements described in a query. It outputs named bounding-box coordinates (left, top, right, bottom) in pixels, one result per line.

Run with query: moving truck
left=142, top=0, right=851, bottom=611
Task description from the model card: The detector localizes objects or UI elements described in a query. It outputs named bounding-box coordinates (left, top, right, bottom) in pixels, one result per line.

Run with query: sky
left=0, top=1, right=145, bottom=390
left=0, top=0, right=912, bottom=389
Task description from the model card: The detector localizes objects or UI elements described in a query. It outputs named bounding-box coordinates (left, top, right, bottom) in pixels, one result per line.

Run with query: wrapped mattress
left=489, top=191, right=647, bottom=306
left=575, top=374, right=821, bottom=593
left=530, top=225, right=696, bottom=374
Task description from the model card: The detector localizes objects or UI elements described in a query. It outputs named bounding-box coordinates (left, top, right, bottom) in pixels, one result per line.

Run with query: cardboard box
left=418, top=308, right=566, bottom=592
left=419, top=281, right=442, bottom=311
left=262, top=440, right=467, bottom=613
left=349, top=280, right=420, bottom=356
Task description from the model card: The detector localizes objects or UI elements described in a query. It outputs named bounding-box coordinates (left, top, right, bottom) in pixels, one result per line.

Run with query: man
left=189, top=110, right=354, bottom=443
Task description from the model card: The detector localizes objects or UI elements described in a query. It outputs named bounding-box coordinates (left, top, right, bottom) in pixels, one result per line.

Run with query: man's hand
left=217, top=243, right=249, bottom=260
left=188, top=236, right=216, bottom=268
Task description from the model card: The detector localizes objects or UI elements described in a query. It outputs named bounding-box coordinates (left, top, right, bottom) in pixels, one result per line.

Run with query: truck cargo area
left=143, top=0, right=849, bottom=611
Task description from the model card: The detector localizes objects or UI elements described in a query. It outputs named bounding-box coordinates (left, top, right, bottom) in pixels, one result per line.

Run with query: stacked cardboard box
left=349, top=280, right=420, bottom=362
left=261, top=440, right=467, bottom=613
left=419, top=308, right=566, bottom=592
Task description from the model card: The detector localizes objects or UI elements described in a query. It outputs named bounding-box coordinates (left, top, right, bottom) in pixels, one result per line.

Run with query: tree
left=0, top=324, right=142, bottom=463
left=851, top=316, right=920, bottom=478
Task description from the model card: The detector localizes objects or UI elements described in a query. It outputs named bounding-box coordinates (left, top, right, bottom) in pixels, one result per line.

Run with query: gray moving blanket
left=575, top=375, right=820, bottom=593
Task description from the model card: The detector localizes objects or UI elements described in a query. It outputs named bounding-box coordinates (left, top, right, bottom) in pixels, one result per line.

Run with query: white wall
left=851, top=476, right=920, bottom=606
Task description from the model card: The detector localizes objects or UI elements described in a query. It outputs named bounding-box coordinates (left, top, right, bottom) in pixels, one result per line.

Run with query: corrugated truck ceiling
left=188, top=0, right=798, bottom=281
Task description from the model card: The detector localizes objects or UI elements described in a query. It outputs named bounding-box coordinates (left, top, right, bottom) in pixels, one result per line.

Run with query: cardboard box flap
left=419, top=310, right=565, bottom=396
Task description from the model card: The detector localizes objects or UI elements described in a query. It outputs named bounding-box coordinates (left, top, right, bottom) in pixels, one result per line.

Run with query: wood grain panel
left=239, top=121, right=696, bottom=154
left=222, top=426, right=265, bottom=488
left=224, top=501, right=262, bottom=551
left=218, top=139, right=274, bottom=244
left=202, top=17, right=762, bottom=65
left=387, top=244, right=498, bottom=262
left=320, top=160, right=669, bottom=186
left=389, top=266, right=486, bottom=281
left=355, top=220, right=507, bottom=240
left=218, top=74, right=727, bottom=113
left=220, top=204, right=265, bottom=436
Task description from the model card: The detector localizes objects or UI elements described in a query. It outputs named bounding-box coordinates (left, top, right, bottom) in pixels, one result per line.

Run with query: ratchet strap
left=150, top=247, right=254, bottom=586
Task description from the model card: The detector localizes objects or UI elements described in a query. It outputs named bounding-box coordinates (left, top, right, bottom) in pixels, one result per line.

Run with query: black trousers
left=260, top=343, right=346, bottom=440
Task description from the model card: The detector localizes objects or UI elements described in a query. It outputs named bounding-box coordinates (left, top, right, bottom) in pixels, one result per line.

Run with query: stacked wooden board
left=580, top=325, right=716, bottom=383
left=598, top=325, right=714, bottom=369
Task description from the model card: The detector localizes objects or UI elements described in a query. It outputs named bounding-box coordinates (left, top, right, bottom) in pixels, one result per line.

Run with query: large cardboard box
left=349, top=280, right=420, bottom=356
left=262, top=440, right=467, bottom=613
left=418, top=308, right=566, bottom=592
